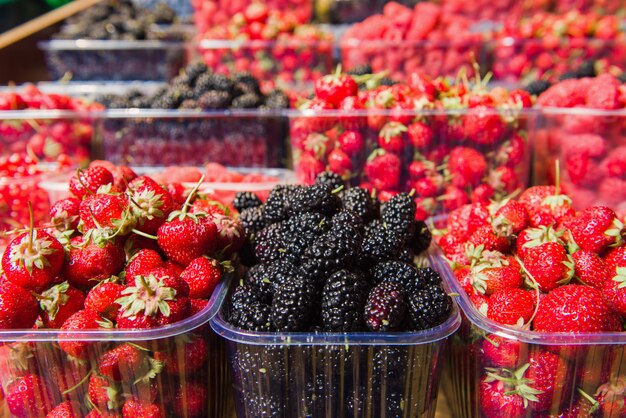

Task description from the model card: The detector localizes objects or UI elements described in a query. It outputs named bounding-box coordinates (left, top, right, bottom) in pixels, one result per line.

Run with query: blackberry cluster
left=96, top=61, right=290, bottom=111
left=228, top=184, right=450, bottom=334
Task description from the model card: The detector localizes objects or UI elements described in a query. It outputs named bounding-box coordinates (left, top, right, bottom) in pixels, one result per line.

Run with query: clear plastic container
left=0, top=283, right=233, bottom=417
left=39, top=40, right=187, bottom=82
left=210, top=252, right=461, bottom=418
left=430, top=253, right=626, bottom=418
left=94, top=109, right=289, bottom=168
left=289, top=108, right=537, bottom=218
left=533, top=108, right=626, bottom=212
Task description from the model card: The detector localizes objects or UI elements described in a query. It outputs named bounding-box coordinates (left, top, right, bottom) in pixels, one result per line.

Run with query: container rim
left=209, top=251, right=462, bottom=346
left=495, top=35, right=626, bottom=47
left=0, top=279, right=228, bottom=342
left=540, top=107, right=626, bottom=117
left=39, top=39, right=186, bottom=50
left=429, top=254, right=626, bottom=345
left=198, top=38, right=334, bottom=49
left=339, top=37, right=485, bottom=48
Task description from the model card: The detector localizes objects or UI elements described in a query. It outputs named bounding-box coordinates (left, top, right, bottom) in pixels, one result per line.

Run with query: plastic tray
left=39, top=40, right=187, bottom=82
left=430, top=253, right=626, bottom=418
left=210, top=251, right=461, bottom=418
left=0, top=281, right=232, bottom=417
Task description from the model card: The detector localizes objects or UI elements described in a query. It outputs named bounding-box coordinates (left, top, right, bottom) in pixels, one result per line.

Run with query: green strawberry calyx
left=134, top=357, right=164, bottom=385
left=116, top=275, right=176, bottom=318
left=522, top=226, right=564, bottom=249
left=130, top=188, right=165, bottom=222
left=380, top=121, right=408, bottom=142
left=9, top=229, right=55, bottom=275
left=167, top=174, right=207, bottom=223
left=485, top=364, right=543, bottom=407
left=605, top=217, right=625, bottom=248
left=613, top=267, right=626, bottom=289
left=38, top=281, right=70, bottom=320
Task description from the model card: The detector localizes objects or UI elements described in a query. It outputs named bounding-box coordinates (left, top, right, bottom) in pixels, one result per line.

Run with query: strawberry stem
left=130, top=229, right=158, bottom=240
left=76, top=168, right=94, bottom=197
left=554, top=160, right=561, bottom=196
left=514, top=254, right=541, bottom=328
left=62, top=369, right=93, bottom=395
left=27, top=201, right=34, bottom=252
left=138, top=275, right=155, bottom=297
left=181, top=174, right=206, bottom=215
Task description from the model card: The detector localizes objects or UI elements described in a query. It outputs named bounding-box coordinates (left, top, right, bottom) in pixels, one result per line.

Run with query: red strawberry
left=534, top=284, right=622, bottom=333
left=128, top=176, right=175, bottom=235
left=586, top=74, right=621, bottom=110
left=337, top=130, right=364, bottom=156
left=2, top=229, right=64, bottom=292
left=314, top=72, right=358, bottom=107
left=603, top=246, right=626, bottom=273
left=122, top=398, right=164, bottom=418
left=327, top=148, right=353, bottom=176
left=470, top=183, right=495, bottom=203
left=463, top=105, right=505, bottom=146
left=602, top=267, right=626, bottom=317
left=479, top=364, right=540, bottom=418
left=364, top=150, right=401, bottom=191
left=407, top=121, right=433, bottom=148
left=180, top=257, right=222, bottom=299
left=85, top=281, right=125, bottom=321
left=518, top=186, right=558, bottom=211
left=493, top=201, right=528, bottom=236
left=480, top=334, right=522, bottom=368
left=488, top=166, right=519, bottom=194
left=49, top=197, right=81, bottom=232
left=567, top=206, right=624, bottom=253
left=154, top=334, right=207, bottom=376
left=125, top=249, right=164, bottom=279
left=98, top=344, right=146, bottom=382
left=446, top=203, right=490, bottom=241
left=69, top=166, right=114, bottom=200
left=525, top=349, right=571, bottom=414
left=439, top=185, right=468, bottom=212
left=174, top=381, right=207, bottom=418
left=448, top=147, right=487, bottom=188
left=378, top=122, right=407, bottom=154
left=487, top=288, right=535, bottom=326
left=413, top=175, right=442, bottom=198
left=471, top=264, right=522, bottom=296
left=88, top=373, right=120, bottom=411
left=79, top=193, right=133, bottom=234
left=115, top=311, right=158, bottom=329
left=0, top=280, right=40, bottom=329
left=595, top=377, right=626, bottom=418
left=516, top=226, right=563, bottom=260
left=572, top=250, right=610, bottom=289
left=495, top=133, right=526, bottom=168
left=468, top=225, right=510, bottom=253
left=522, top=242, right=574, bottom=292
left=40, top=282, right=86, bottom=329
left=46, top=401, right=81, bottom=418
left=59, top=309, right=104, bottom=359
left=189, top=298, right=209, bottom=316
left=6, top=373, right=56, bottom=417
left=62, top=236, right=125, bottom=290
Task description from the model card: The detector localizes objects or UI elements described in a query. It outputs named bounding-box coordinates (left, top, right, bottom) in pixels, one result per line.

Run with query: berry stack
left=435, top=185, right=626, bottom=417
left=291, top=67, right=534, bottom=219
left=0, top=162, right=242, bottom=417
left=219, top=173, right=457, bottom=417
left=96, top=60, right=290, bottom=167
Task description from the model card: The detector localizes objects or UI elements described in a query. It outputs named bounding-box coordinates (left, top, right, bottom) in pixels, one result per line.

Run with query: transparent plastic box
left=289, top=108, right=537, bottom=218
left=39, top=40, right=187, bottom=82
left=430, top=251, right=626, bottom=418
left=94, top=109, right=289, bottom=168
left=0, top=284, right=232, bottom=417
left=533, top=108, right=626, bottom=212
left=210, top=252, right=461, bottom=418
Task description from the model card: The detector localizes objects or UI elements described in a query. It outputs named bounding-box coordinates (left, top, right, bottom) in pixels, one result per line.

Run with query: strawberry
left=6, top=373, right=56, bottom=417
left=522, top=242, right=574, bottom=292
left=479, top=364, right=541, bottom=418
left=604, top=246, right=626, bottom=273
left=180, top=257, right=222, bottom=299
left=154, top=334, right=207, bottom=376
left=2, top=228, right=64, bottom=292
left=470, top=183, right=495, bottom=204
left=88, top=373, right=120, bottom=411
left=487, top=288, right=535, bottom=326
left=98, top=344, right=146, bottom=382
left=59, top=309, right=104, bottom=359
left=378, top=122, right=407, bottom=154
left=471, top=263, right=522, bottom=296
left=534, top=284, right=622, bottom=333
left=602, top=267, right=626, bottom=317
left=480, top=335, right=522, bottom=368
left=447, top=147, right=487, bottom=188
left=49, top=197, right=81, bottom=232
left=174, top=381, right=207, bottom=418
left=468, top=225, right=510, bottom=253
left=567, top=206, right=624, bottom=253
left=40, top=282, right=86, bottom=329
left=327, top=148, right=353, bottom=176
left=495, top=133, right=526, bottom=168
left=189, top=298, right=209, bottom=316
left=413, top=175, right=442, bottom=198
left=493, top=201, right=528, bottom=236
left=0, top=280, right=40, bottom=329
left=595, top=377, right=626, bottom=418
left=79, top=193, right=133, bottom=234
left=515, top=226, right=563, bottom=261
left=439, top=185, right=469, bottom=212
left=463, top=105, right=505, bottom=146
left=115, top=311, right=158, bottom=330
left=572, top=250, right=610, bottom=289
left=69, top=166, right=114, bottom=200
left=48, top=360, right=89, bottom=400
left=337, top=131, right=364, bottom=156
left=586, top=74, right=621, bottom=110
left=488, top=166, right=519, bottom=194
left=525, top=349, right=571, bottom=414
left=46, top=401, right=81, bottom=418
left=313, top=72, right=358, bottom=107
left=122, top=398, right=164, bottom=418
left=125, top=249, right=164, bottom=280
left=518, top=186, right=558, bottom=211
left=446, top=202, right=490, bottom=241
left=303, top=132, right=333, bottom=160
left=62, top=236, right=125, bottom=290
left=364, top=150, right=401, bottom=191
left=407, top=121, right=433, bottom=148
left=85, top=281, right=125, bottom=321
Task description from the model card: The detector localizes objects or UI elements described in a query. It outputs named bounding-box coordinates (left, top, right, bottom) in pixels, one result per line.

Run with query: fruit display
left=493, top=10, right=626, bottom=84
left=94, top=61, right=290, bottom=167
left=42, top=0, right=186, bottom=81
left=532, top=74, right=626, bottom=212
left=197, top=5, right=333, bottom=92
left=213, top=175, right=459, bottom=417
left=435, top=0, right=550, bottom=22
left=0, top=161, right=251, bottom=417
left=314, top=0, right=420, bottom=24
left=132, top=0, right=195, bottom=19
left=290, top=68, right=535, bottom=219
left=434, top=186, right=626, bottom=417
left=340, top=2, right=486, bottom=80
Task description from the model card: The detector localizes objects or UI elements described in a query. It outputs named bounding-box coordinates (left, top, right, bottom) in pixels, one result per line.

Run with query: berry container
left=289, top=108, right=537, bottom=219
left=94, top=109, right=289, bottom=168
left=131, top=0, right=194, bottom=19
left=197, top=38, right=334, bottom=93
left=533, top=108, right=626, bottom=213
left=39, top=40, right=187, bottom=82
left=0, top=280, right=233, bottom=418
left=431, top=253, right=626, bottom=418
left=210, top=251, right=461, bottom=418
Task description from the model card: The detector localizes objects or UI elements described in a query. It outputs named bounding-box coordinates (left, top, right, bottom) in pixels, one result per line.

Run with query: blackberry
left=559, top=71, right=577, bottom=81
left=233, top=191, right=263, bottom=212
left=230, top=285, right=262, bottom=312
left=346, top=64, right=372, bottom=76
left=231, top=93, right=262, bottom=109
left=150, top=91, right=178, bottom=109
left=263, top=185, right=302, bottom=224
left=233, top=72, right=262, bottom=95
left=198, top=73, right=235, bottom=93
left=300, top=229, right=360, bottom=282
left=171, top=73, right=193, bottom=87
left=288, top=184, right=341, bottom=216
left=244, top=264, right=273, bottom=302
left=364, top=282, right=407, bottom=332
left=381, top=192, right=416, bottom=241
left=370, top=261, right=426, bottom=294
left=416, top=267, right=444, bottom=286
left=372, top=346, right=408, bottom=386
left=130, top=96, right=152, bottom=108
left=524, top=79, right=551, bottom=96
left=341, top=187, right=377, bottom=223
left=321, top=270, right=369, bottom=331
left=254, top=223, right=287, bottom=264
left=234, top=345, right=286, bottom=384
left=193, top=73, right=213, bottom=96
left=359, top=222, right=404, bottom=265
left=178, top=99, right=199, bottom=110
left=331, top=209, right=363, bottom=234
left=408, top=283, right=452, bottom=330
left=380, top=77, right=397, bottom=86
left=619, top=72, right=626, bottom=84
left=280, top=212, right=329, bottom=264
left=170, top=85, right=195, bottom=102
left=265, top=260, right=301, bottom=293
left=185, top=60, right=209, bottom=82
left=314, top=171, right=345, bottom=191
left=271, top=275, right=316, bottom=331
left=230, top=302, right=274, bottom=331
left=239, top=206, right=266, bottom=235
left=410, top=220, right=432, bottom=255
left=575, top=60, right=596, bottom=78
left=264, top=90, right=290, bottom=109
left=242, top=392, right=284, bottom=418
left=198, top=90, right=232, bottom=109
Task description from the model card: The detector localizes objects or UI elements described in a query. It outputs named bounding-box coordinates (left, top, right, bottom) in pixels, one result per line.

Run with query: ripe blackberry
left=380, top=78, right=397, bottom=86
left=300, top=229, right=360, bottom=282
left=233, top=191, right=263, bottom=213
left=231, top=93, right=262, bottom=109
left=559, top=71, right=577, bottom=81
left=263, top=185, right=301, bottom=224
left=178, top=99, right=198, bottom=110
left=315, top=171, right=345, bottom=191
left=244, top=264, right=273, bottom=302
left=254, top=223, right=287, bottom=264
left=370, top=261, right=426, bottom=294
left=346, top=64, right=372, bottom=76
left=331, top=209, right=363, bottom=234
left=199, top=73, right=235, bottom=94
left=230, top=285, right=262, bottom=312
left=171, top=73, right=193, bottom=88
left=359, top=222, right=404, bottom=265
left=230, top=302, right=273, bottom=331
left=575, top=60, right=596, bottom=78
left=271, top=275, right=316, bottom=331
left=239, top=206, right=266, bottom=236
left=416, top=267, right=444, bottom=286
left=170, top=85, right=195, bottom=102
left=381, top=192, right=416, bottom=241
left=151, top=91, right=178, bottom=109
left=619, top=72, right=626, bottom=84
left=265, top=260, right=301, bottom=293
left=408, top=283, right=452, bottom=330
left=397, top=247, right=414, bottom=264
left=233, top=72, right=262, bottom=95
left=242, top=392, right=284, bottom=418
left=410, top=220, right=432, bottom=254
left=185, top=60, right=209, bottom=82
left=321, top=270, right=369, bottom=331
left=264, top=90, right=290, bottom=109
left=288, top=183, right=341, bottom=216
left=193, top=73, right=213, bottom=97
left=341, top=187, right=377, bottom=223
left=524, top=79, right=551, bottom=96
left=280, top=212, right=329, bottom=264
left=364, top=282, right=407, bottom=332
left=198, top=90, right=232, bottom=109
